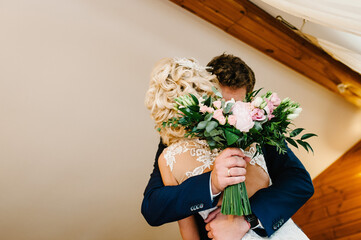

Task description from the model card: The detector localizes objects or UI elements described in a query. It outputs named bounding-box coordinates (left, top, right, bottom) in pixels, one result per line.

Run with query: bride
left=145, top=57, right=309, bottom=240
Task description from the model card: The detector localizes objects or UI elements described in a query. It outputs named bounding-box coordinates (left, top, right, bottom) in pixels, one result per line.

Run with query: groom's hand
left=205, top=211, right=250, bottom=240
left=211, top=148, right=250, bottom=195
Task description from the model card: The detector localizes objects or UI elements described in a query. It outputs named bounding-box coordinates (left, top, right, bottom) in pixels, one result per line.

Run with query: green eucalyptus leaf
left=254, top=122, right=263, bottom=131
left=223, top=102, right=234, bottom=114
left=213, top=136, right=223, bottom=143
left=204, top=113, right=213, bottom=122
left=212, top=86, right=223, bottom=98
left=210, top=129, right=221, bottom=137
left=206, top=121, right=218, bottom=133
left=208, top=140, right=216, bottom=148
left=221, top=100, right=225, bottom=109
left=197, top=121, right=208, bottom=130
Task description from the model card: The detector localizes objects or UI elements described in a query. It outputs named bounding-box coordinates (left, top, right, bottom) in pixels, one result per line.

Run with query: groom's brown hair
left=207, top=53, right=255, bottom=93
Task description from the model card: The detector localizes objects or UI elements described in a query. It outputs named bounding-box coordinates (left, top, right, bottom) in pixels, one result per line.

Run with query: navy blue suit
left=141, top=140, right=314, bottom=237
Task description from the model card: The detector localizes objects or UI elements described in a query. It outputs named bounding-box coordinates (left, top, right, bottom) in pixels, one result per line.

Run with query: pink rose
left=213, top=109, right=224, bottom=121
left=269, top=93, right=281, bottom=106
left=264, top=99, right=275, bottom=120
left=213, top=100, right=222, bottom=109
left=206, top=107, right=214, bottom=113
left=200, top=105, right=208, bottom=113
left=228, top=115, right=237, bottom=126
left=251, top=108, right=266, bottom=121
left=212, top=109, right=226, bottom=125
left=232, top=101, right=254, bottom=132
left=218, top=116, right=226, bottom=125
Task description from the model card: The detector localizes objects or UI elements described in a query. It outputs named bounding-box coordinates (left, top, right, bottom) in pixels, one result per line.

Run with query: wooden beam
left=169, top=0, right=361, bottom=107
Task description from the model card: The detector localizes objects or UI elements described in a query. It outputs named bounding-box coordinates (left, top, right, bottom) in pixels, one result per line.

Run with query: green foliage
left=206, top=121, right=218, bottom=133
left=212, top=86, right=223, bottom=98
left=204, top=113, right=213, bottom=122
left=197, top=121, right=208, bottom=130
left=245, top=88, right=263, bottom=102
left=204, top=96, right=212, bottom=107
left=223, top=102, right=234, bottom=114
left=297, top=139, right=314, bottom=154
left=189, top=93, right=199, bottom=105
left=225, top=129, right=240, bottom=146
left=301, top=133, right=318, bottom=140
left=290, top=128, right=304, bottom=137
left=286, top=137, right=298, bottom=149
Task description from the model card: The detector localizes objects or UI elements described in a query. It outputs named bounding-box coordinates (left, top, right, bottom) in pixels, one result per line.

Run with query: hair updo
left=145, top=58, right=219, bottom=145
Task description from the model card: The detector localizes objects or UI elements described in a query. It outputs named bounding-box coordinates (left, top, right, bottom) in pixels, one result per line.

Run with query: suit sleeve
left=141, top=140, right=218, bottom=226
left=250, top=144, right=314, bottom=237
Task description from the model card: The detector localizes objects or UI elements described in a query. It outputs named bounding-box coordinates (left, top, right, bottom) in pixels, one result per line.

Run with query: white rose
left=252, top=97, right=263, bottom=108
left=293, top=107, right=302, bottom=115
left=260, top=101, right=268, bottom=109
left=287, top=113, right=299, bottom=120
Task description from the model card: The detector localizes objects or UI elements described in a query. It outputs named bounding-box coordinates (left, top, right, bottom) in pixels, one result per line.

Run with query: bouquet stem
left=221, top=182, right=252, bottom=216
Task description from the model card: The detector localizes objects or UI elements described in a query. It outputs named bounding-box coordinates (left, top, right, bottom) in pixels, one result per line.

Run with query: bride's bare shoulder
left=158, top=140, right=190, bottom=186
left=158, top=140, right=188, bottom=171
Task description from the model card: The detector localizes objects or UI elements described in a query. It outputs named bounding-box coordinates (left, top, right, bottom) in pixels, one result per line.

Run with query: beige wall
left=0, top=0, right=360, bottom=239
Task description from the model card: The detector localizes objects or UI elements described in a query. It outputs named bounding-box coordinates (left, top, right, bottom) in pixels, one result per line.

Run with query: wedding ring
left=227, top=168, right=231, bottom=177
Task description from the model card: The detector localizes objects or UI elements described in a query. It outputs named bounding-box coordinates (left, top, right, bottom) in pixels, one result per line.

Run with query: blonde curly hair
left=145, top=58, right=219, bottom=145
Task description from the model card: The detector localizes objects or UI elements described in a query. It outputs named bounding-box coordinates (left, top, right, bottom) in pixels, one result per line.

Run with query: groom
left=141, top=54, right=314, bottom=239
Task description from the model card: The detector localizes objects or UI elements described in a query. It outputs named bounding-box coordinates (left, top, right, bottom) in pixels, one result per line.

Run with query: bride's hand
left=205, top=212, right=250, bottom=240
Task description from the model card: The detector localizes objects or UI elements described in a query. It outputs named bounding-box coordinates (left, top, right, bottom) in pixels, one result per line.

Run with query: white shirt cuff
left=209, top=175, right=221, bottom=201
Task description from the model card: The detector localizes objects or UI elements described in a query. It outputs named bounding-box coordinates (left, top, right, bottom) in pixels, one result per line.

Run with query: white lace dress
left=163, top=139, right=309, bottom=240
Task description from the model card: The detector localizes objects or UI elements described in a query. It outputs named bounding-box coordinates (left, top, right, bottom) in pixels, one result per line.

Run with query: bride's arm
left=158, top=152, right=200, bottom=240
left=178, top=217, right=200, bottom=240
left=141, top=141, right=216, bottom=227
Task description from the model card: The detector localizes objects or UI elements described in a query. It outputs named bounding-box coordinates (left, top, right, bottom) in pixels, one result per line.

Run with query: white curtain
left=316, top=38, right=361, bottom=74
left=260, top=0, right=361, bottom=36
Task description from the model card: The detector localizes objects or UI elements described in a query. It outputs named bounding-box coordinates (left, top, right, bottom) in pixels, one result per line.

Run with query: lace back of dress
left=163, top=139, right=219, bottom=184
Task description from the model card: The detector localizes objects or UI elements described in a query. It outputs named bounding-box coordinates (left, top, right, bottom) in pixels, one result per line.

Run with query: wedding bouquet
left=161, top=87, right=316, bottom=216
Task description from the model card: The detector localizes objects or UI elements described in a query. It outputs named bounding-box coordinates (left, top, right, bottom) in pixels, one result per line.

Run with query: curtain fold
left=260, top=0, right=361, bottom=36
left=316, top=38, right=361, bottom=75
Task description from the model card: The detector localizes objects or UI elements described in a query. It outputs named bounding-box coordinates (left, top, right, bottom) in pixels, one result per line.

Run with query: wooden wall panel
left=293, top=140, right=361, bottom=239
